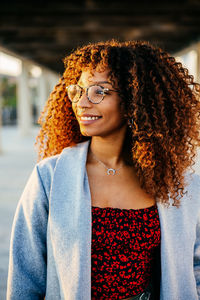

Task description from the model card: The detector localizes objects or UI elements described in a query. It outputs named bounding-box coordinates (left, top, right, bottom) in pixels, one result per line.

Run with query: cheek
left=105, top=103, right=124, bottom=120
left=72, top=103, right=75, bottom=112
left=72, top=104, right=77, bottom=116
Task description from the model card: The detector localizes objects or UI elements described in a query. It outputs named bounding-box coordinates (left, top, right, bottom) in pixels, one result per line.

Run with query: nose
left=77, top=89, right=92, bottom=108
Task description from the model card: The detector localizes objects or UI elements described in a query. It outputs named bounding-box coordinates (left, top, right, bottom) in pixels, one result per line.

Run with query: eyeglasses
left=66, top=83, right=119, bottom=104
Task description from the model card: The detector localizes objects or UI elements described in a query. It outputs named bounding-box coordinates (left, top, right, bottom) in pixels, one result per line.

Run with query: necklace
left=91, top=152, right=123, bottom=175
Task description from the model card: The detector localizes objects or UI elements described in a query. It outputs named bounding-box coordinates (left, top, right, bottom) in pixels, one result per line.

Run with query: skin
left=72, top=68, right=155, bottom=210
left=72, top=68, right=127, bottom=142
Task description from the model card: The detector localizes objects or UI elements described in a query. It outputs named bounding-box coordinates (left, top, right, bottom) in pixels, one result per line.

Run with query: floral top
left=91, top=205, right=161, bottom=299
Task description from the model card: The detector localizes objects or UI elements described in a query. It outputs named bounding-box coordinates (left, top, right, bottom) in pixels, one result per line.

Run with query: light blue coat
left=7, top=140, right=200, bottom=300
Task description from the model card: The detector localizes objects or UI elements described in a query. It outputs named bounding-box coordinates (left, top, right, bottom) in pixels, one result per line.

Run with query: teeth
left=81, top=116, right=100, bottom=120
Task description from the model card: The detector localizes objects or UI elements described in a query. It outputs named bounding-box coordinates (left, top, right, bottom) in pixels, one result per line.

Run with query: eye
left=95, top=88, right=105, bottom=95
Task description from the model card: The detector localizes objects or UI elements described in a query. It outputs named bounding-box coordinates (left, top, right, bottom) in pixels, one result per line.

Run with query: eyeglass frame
left=66, top=82, right=120, bottom=104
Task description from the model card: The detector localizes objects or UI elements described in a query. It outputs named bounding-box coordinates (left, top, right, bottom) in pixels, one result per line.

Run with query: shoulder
left=158, top=171, right=200, bottom=220
left=185, top=171, right=200, bottom=190
left=32, top=141, right=90, bottom=198
left=36, top=140, right=90, bottom=182
left=184, top=171, right=200, bottom=202
left=184, top=171, right=200, bottom=212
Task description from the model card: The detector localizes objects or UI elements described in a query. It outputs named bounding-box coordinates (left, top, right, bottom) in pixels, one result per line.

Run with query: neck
left=88, top=127, right=129, bottom=168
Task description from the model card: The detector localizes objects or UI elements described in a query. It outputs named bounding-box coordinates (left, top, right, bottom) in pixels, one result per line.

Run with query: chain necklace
left=91, top=152, right=123, bottom=175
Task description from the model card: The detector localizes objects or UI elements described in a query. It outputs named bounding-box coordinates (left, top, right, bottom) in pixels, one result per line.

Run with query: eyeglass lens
left=67, top=85, right=105, bottom=104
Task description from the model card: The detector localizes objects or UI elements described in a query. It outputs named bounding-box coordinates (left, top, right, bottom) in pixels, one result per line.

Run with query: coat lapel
left=49, top=140, right=92, bottom=300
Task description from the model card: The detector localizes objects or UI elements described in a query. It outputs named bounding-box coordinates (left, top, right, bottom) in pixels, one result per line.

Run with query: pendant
left=107, top=168, right=116, bottom=175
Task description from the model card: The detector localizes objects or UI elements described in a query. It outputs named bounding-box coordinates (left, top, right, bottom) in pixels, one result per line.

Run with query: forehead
left=78, top=68, right=110, bottom=85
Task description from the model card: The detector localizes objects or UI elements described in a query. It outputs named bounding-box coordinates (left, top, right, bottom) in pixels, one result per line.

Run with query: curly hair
left=35, top=39, right=200, bottom=207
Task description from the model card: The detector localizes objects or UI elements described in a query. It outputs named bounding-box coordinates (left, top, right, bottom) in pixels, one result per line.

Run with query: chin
left=79, top=126, right=97, bottom=137
left=79, top=125, right=122, bottom=138
left=80, top=129, right=102, bottom=137
left=80, top=129, right=92, bottom=137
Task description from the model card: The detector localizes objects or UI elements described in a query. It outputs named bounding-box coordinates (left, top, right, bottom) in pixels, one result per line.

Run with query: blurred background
left=1, top=0, right=200, bottom=298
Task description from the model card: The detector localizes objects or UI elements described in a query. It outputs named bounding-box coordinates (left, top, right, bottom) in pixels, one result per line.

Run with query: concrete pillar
left=0, top=76, right=3, bottom=153
left=16, top=60, right=32, bottom=135
left=196, top=42, right=200, bottom=84
left=37, top=70, right=49, bottom=120
left=47, top=71, right=59, bottom=95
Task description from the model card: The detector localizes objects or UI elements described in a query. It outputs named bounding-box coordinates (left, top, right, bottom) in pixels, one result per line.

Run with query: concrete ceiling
left=0, top=0, right=200, bottom=75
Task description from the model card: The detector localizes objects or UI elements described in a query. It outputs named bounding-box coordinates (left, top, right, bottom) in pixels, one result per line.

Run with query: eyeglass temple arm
left=104, top=87, right=119, bottom=92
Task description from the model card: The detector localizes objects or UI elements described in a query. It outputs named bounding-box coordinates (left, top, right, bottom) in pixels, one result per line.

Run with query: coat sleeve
left=194, top=212, right=200, bottom=298
left=7, top=164, right=49, bottom=300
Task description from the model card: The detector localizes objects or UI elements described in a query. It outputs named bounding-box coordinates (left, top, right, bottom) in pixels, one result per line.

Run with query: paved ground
left=0, top=126, right=39, bottom=300
left=1, top=126, right=200, bottom=300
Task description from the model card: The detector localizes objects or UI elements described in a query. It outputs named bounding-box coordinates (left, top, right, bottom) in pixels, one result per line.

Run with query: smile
left=80, top=116, right=101, bottom=120
left=78, top=115, right=102, bottom=125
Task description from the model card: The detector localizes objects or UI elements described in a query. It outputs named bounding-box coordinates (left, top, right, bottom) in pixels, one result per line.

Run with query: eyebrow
left=78, top=80, right=112, bottom=86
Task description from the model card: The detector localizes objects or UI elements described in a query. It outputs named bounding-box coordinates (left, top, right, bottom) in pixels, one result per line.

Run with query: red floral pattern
left=91, top=205, right=160, bottom=300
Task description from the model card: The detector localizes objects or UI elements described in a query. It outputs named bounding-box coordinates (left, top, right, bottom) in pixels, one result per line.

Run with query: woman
left=7, top=40, right=200, bottom=300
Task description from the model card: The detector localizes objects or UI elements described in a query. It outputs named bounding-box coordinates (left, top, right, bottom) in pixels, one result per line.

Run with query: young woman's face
left=71, top=68, right=127, bottom=138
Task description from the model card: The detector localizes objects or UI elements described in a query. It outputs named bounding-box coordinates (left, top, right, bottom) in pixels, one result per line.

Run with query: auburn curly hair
left=35, top=39, right=200, bottom=207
